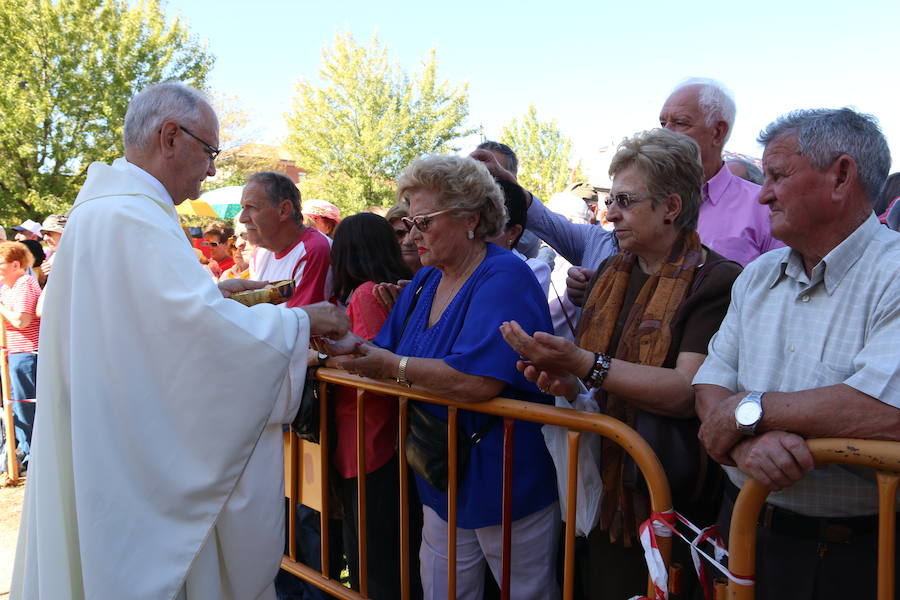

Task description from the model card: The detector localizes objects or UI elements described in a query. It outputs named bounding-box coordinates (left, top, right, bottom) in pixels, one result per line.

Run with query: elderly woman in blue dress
left=326, top=155, right=560, bottom=600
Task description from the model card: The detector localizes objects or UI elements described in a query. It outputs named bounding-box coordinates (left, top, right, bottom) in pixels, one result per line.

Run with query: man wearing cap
left=694, top=108, right=900, bottom=599
left=38, top=214, right=67, bottom=278
left=241, top=171, right=333, bottom=307
left=12, top=220, right=43, bottom=243
left=12, top=81, right=349, bottom=600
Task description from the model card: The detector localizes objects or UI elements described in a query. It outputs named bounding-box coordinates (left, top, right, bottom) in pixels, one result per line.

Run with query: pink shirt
left=333, top=282, right=398, bottom=478
left=698, top=164, right=784, bottom=266
left=249, top=227, right=333, bottom=306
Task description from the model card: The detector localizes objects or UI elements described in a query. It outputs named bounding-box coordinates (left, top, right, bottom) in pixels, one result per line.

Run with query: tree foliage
left=201, top=95, right=282, bottom=192
left=285, top=33, right=474, bottom=215
left=500, top=105, right=576, bottom=201
left=0, top=0, right=213, bottom=222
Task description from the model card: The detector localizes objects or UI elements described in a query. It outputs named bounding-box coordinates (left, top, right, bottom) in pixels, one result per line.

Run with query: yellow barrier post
left=727, top=438, right=900, bottom=600
left=0, top=314, right=19, bottom=483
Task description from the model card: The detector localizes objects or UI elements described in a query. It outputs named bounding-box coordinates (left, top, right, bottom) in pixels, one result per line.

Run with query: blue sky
left=165, top=0, right=900, bottom=172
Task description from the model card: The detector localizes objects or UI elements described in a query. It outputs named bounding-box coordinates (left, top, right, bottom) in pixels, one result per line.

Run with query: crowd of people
left=3, top=77, right=899, bottom=600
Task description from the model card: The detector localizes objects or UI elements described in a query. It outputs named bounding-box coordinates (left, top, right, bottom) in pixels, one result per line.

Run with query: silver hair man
left=123, top=81, right=216, bottom=151
left=758, top=107, right=891, bottom=202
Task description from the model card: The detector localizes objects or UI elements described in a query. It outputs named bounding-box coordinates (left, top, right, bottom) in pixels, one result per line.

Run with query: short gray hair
left=396, top=155, right=507, bottom=239
left=673, top=78, right=736, bottom=143
left=123, top=81, right=212, bottom=151
left=476, top=140, right=518, bottom=175
left=758, top=108, right=891, bottom=202
left=727, top=158, right=765, bottom=185
left=246, top=171, right=303, bottom=225
left=609, top=129, right=704, bottom=232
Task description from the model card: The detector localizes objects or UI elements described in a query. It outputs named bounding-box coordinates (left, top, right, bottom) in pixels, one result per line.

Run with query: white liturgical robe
left=12, top=159, right=310, bottom=600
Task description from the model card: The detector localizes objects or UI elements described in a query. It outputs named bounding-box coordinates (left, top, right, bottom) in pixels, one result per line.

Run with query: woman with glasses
left=220, top=223, right=254, bottom=280
left=385, top=202, right=423, bottom=276
left=501, top=129, right=742, bottom=600
left=324, top=155, right=560, bottom=600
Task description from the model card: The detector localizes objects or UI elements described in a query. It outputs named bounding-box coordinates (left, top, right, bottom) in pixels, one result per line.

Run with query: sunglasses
left=604, top=192, right=656, bottom=210
left=401, top=208, right=454, bottom=233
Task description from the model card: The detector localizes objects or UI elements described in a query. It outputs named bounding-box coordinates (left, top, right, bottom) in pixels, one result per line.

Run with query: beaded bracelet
left=581, top=352, right=612, bottom=389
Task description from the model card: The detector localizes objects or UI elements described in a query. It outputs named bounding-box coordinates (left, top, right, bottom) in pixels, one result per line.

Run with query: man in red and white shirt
left=0, top=241, right=41, bottom=472
left=241, top=171, right=332, bottom=306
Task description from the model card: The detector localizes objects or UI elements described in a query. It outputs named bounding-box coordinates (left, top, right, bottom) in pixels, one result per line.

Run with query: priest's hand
left=217, top=278, right=267, bottom=298
left=313, top=331, right=365, bottom=356
left=301, top=302, right=350, bottom=339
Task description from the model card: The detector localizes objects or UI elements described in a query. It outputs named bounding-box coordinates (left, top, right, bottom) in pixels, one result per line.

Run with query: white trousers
left=420, top=502, right=561, bottom=600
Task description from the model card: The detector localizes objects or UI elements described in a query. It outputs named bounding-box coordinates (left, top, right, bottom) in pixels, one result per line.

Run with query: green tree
left=201, top=95, right=282, bottom=192
left=500, top=105, right=576, bottom=200
left=0, top=0, right=213, bottom=222
left=285, top=33, right=474, bottom=214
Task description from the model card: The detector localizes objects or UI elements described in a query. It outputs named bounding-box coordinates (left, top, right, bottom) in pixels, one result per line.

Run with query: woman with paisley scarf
left=501, top=128, right=742, bottom=599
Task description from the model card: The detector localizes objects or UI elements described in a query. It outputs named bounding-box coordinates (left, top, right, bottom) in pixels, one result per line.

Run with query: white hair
left=673, top=77, right=736, bottom=143
left=123, top=81, right=213, bottom=150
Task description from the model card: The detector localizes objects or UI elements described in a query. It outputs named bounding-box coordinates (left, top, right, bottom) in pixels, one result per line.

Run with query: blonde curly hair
left=396, top=155, right=507, bottom=239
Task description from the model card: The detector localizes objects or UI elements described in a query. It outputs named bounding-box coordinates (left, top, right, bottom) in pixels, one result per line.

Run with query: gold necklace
left=430, top=247, right=484, bottom=324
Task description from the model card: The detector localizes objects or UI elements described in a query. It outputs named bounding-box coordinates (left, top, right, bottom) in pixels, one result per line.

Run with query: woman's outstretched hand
left=499, top=320, right=582, bottom=375
left=500, top=320, right=583, bottom=400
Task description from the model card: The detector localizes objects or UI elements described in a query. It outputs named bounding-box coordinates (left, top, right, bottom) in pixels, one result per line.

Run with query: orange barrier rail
left=726, top=439, right=900, bottom=600
left=281, top=368, right=674, bottom=600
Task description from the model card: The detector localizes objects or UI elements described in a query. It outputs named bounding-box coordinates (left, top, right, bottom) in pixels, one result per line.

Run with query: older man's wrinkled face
left=659, top=85, right=718, bottom=165
left=172, top=103, right=218, bottom=203
left=758, top=134, right=830, bottom=247
left=239, top=181, right=288, bottom=251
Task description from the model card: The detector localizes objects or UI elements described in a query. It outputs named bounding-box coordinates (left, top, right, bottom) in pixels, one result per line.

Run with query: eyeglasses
left=604, top=192, right=655, bottom=210
left=207, top=241, right=222, bottom=247
left=180, top=125, right=221, bottom=161
left=401, top=208, right=454, bottom=233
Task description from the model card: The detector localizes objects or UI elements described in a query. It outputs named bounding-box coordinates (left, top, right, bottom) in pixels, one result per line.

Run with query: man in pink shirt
left=659, top=78, right=783, bottom=266
left=240, top=171, right=333, bottom=306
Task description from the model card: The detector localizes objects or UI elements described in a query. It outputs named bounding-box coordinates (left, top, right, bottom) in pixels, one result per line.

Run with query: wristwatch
left=396, top=356, right=412, bottom=387
left=316, top=352, right=328, bottom=367
left=735, top=391, right=765, bottom=435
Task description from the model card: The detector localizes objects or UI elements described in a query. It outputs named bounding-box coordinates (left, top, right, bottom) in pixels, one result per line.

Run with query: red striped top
left=1, top=274, right=41, bottom=353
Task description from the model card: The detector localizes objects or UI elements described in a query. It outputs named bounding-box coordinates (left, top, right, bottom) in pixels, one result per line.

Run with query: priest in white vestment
left=11, top=82, right=349, bottom=600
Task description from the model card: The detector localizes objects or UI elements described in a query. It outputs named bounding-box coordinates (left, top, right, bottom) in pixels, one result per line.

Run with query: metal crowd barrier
left=281, top=368, right=674, bottom=600
left=726, top=439, right=900, bottom=600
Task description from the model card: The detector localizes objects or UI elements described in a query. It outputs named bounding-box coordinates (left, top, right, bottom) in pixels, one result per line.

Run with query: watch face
left=736, top=401, right=762, bottom=426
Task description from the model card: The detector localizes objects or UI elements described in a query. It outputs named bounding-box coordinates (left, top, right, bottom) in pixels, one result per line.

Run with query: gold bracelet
left=396, top=355, right=412, bottom=387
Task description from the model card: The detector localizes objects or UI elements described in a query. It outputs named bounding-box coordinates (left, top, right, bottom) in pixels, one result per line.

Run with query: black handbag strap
left=469, top=416, right=498, bottom=446
left=400, top=269, right=432, bottom=337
